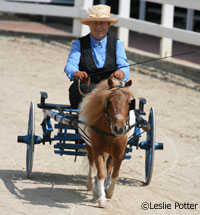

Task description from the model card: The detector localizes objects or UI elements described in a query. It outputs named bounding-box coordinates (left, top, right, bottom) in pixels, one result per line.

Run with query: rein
left=78, top=77, right=91, bottom=96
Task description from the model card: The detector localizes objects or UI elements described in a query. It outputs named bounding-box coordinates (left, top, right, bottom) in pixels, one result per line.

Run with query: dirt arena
left=0, top=36, right=199, bottom=215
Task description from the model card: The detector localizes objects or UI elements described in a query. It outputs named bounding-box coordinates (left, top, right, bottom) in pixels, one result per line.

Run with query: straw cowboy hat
left=80, top=4, right=118, bottom=26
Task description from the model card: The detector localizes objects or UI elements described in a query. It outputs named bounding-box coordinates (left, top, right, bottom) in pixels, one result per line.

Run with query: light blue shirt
left=64, top=34, right=130, bottom=82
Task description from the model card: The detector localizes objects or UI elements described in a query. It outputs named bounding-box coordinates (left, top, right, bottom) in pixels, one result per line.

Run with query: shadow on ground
left=0, top=169, right=144, bottom=208
left=0, top=170, right=89, bottom=208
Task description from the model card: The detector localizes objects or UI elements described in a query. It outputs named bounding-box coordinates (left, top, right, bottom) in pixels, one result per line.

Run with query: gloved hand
left=110, top=69, right=125, bottom=80
left=73, top=71, right=88, bottom=82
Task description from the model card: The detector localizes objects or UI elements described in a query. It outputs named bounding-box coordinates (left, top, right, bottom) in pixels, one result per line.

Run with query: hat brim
left=80, top=17, right=118, bottom=26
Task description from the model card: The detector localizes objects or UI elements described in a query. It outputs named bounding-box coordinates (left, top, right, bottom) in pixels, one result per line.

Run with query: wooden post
left=72, top=0, right=93, bottom=37
left=117, top=0, right=131, bottom=48
left=186, top=9, right=194, bottom=31
left=160, top=3, right=174, bottom=57
left=139, top=0, right=146, bottom=20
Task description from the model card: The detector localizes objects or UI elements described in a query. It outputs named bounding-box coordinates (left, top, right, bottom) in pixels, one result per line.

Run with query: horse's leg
left=106, top=155, right=113, bottom=174
left=87, top=165, right=95, bottom=191
left=105, top=155, right=113, bottom=193
left=86, top=144, right=95, bottom=191
left=106, top=157, right=123, bottom=199
left=94, top=153, right=107, bottom=208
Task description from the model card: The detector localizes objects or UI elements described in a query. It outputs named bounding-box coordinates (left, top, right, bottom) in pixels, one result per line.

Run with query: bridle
left=103, top=81, right=134, bottom=136
left=105, top=98, right=130, bottom=133
left=78, top=80, right=136, bottom=137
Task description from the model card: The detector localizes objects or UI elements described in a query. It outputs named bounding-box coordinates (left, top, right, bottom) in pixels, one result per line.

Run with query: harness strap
left=63, top=113, right=135, bottom=137
left=90, top=123, right=136, bottom=137
left=90, top=125, right=116, bottom=137
left=108, top=80, right=124, bottom=90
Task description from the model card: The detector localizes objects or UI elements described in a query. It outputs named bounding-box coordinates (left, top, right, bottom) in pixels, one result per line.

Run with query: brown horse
left=78, top=77, right=134, bottom=207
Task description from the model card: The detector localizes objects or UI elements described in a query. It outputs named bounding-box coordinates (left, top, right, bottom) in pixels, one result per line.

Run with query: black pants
left=69, top=81, right=96, bottom=109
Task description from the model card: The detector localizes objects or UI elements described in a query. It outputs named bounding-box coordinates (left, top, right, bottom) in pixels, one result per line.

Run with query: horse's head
left=105, top=78, right=133, bottom=136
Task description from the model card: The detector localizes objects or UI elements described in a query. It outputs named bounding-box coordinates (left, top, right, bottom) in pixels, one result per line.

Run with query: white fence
left=0, top=0, right=200, bottom=57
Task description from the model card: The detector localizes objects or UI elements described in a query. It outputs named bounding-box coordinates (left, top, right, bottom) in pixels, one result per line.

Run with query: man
left=64, top=4, right=130, bottom=109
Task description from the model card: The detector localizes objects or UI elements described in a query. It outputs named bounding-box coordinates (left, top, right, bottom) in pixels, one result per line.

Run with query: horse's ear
left=108, top=77, right=114, bottom=89
left=125, top=79, right=132, bottom=87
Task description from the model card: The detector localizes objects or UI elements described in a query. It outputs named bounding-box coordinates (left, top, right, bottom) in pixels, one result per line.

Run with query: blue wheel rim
left=145, top=108, right=155, bottom=185
left=26, top=102, right=35, bottom=178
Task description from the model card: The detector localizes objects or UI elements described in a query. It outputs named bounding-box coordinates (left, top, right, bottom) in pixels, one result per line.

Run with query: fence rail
left=0, top=0, right=199, bottom=58
left=145, top=0, right=200, bottom=10
left=114, top=15, right=200, bottom=46
left=0, top=1, right=80, bottom=17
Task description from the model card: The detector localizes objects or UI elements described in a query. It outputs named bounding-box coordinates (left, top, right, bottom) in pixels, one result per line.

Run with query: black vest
left=79, top=33, right=117, bottom=84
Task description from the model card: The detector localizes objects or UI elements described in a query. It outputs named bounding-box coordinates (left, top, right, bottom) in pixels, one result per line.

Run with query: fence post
left=160, top=3, right=174, bottom=57
left=100, top=0, right=106, bottom=4
left=72, top=0, right=93, bottom=37
left=117, top=0, right=131, bottom=48
left=139, top=0, right=146, bottom=21
left=186, top=9, right=194, bottom=31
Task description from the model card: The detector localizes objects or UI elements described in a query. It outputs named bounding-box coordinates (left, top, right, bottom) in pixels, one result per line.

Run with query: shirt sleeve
left=116, top=40, right=130, bottom=82
left=64, top=39, right=81, bottom=80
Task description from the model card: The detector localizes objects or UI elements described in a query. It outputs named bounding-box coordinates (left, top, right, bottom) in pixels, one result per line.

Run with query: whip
left=88, top=50, right=197, bottom=77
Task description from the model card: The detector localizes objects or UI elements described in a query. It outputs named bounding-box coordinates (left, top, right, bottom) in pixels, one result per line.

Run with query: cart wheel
left=26, top=101, right=35, bottom=178
left=145, top=107, right=155, bottom=185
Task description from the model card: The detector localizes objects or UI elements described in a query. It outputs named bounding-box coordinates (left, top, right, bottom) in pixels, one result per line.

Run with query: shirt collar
left=90, top=34, right=107, bottom=47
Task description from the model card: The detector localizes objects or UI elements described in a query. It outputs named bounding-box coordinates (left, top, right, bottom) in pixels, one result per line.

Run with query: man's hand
left=110, top=70, right=125, bottom=80
left=73, top=71, right=88, bottom=82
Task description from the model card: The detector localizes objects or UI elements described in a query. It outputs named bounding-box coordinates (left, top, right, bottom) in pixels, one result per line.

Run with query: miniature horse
left=79, top=77, right=134, bottom=207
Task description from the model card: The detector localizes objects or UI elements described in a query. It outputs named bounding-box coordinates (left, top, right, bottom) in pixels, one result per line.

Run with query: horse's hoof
left=98, top=200, right=106, bottom=208
left=106, top=193, right=113, bottom=199
left=106, top=189, right=113, bottom=199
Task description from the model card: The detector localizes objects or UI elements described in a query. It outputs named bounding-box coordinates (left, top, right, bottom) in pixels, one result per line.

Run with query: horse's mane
left=79, top=78, right=133, bottom=126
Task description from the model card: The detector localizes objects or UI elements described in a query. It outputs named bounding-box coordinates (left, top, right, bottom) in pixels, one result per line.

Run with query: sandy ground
left=0, top=36, right=200, bottom=215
